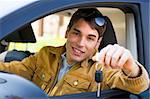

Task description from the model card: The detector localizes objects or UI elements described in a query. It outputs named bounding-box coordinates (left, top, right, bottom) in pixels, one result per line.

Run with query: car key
left=95, top=64, right=103, bottom=98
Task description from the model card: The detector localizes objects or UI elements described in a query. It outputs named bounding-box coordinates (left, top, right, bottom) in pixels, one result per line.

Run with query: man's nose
left=78, top=37, right=86, bottom=47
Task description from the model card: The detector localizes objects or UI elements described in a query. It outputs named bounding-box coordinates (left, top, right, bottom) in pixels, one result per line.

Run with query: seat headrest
left=98, top=16, right=117, bottom=51
left=3, top=24, right=36, bottom=43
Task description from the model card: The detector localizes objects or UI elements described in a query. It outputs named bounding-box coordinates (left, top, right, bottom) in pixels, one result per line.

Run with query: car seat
left=98, top=16, right=117, bottom=51
left=5, top=50, right=32, bottom=62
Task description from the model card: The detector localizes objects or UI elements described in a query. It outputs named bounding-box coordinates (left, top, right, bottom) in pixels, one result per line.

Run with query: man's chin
left=72, top=57, right=85, bottom=63
left=71, top=54, right=87, bottom=62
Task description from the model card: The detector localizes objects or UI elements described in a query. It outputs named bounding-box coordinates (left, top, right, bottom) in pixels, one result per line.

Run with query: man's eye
left=73, top=32, right=79, bottom=35
left=88, top=37, right=95, bottom=41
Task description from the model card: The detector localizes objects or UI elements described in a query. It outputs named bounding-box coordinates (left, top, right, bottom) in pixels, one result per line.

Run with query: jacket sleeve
left=103, top=61, right=149, bottom=94
left=0, top=52, right=38, bottom=80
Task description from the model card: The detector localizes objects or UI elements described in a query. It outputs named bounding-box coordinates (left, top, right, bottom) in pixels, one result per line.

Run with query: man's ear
left=65, top=31, right=68, bottom=38
left=65, top=28, right=69, bottom=38
left=95, top=37, right=102, bottom=50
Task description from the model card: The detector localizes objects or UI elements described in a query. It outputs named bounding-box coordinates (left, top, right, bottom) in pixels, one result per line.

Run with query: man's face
left=65, top=19, right=101, bottom=64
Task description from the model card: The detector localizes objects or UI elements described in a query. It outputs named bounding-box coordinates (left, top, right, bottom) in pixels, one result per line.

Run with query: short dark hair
left=67, top=8, right=106, bottom=38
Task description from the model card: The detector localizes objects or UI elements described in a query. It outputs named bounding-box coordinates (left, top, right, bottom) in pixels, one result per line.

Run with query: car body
left=0, top=0, right=149, bottom=98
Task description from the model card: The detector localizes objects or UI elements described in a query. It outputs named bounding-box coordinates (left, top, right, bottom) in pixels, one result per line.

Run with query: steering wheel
left=0, top=71, right=48, bottom=99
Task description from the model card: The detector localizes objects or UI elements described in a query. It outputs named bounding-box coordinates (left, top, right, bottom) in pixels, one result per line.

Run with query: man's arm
left=92, top=44, right=147, bottom=78
left=0, top=51, right=37, bottom=80
left=92, top=44, right=149, bottom=94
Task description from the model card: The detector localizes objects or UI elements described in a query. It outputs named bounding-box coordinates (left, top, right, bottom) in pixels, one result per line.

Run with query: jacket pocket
left=32, top=68, right=51, bottom=88
left=64, top=74, right=91, bottom=90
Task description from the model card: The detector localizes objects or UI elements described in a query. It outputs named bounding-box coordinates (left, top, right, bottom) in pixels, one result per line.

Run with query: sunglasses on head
left=76, top=10, right=106, bottom=27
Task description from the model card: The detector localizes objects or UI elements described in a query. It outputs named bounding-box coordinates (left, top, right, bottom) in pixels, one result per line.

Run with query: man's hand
left=92, top=44, right=140, bottom=77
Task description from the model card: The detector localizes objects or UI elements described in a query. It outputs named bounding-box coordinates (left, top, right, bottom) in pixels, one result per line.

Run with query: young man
left=0, top=8, right=149, bottom=96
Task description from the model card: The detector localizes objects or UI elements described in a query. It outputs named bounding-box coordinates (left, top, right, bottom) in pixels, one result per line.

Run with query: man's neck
left=62, top=52, right=77, bottom=66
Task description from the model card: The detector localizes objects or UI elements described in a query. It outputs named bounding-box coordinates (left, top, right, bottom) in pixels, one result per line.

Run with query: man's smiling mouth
left=72, top=47, right=85, bottom=56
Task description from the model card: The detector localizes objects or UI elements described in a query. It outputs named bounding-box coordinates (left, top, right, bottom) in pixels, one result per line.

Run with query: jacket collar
left=49, top=44, right=95, bottom=68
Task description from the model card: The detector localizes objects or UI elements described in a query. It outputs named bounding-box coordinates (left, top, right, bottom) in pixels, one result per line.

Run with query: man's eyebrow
left=73, top=28, right=97, bottom=38
left=73, top=28, right=81, bottom=32
left=88, top=34, right=97, bottom=38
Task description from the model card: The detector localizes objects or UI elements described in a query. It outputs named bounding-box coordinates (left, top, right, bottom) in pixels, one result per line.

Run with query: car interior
left=1, top=24, right=36, bottom=62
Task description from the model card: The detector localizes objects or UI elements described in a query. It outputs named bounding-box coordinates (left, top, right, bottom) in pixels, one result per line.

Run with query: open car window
left=7, top=7, right=138, bottom=59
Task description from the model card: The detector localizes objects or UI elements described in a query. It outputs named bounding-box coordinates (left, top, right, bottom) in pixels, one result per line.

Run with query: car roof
left=0, top=0, right=38, bottom=19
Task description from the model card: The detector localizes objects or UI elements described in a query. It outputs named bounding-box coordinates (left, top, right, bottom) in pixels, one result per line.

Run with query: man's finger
left=105, top=45, right=115, bottom=66
left=111, top=46, right=124, bottom=68
left=117, top=50, right=130, bottom=68
left=92, top=45, right=110, bottom=64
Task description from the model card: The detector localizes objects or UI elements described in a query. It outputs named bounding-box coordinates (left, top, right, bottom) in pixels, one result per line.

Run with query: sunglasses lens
left=95, top=17, right=105, bottom=26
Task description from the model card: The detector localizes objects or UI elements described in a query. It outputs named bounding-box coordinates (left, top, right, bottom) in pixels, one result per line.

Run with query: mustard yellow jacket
left=0, top=46, right=149, bottom=96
